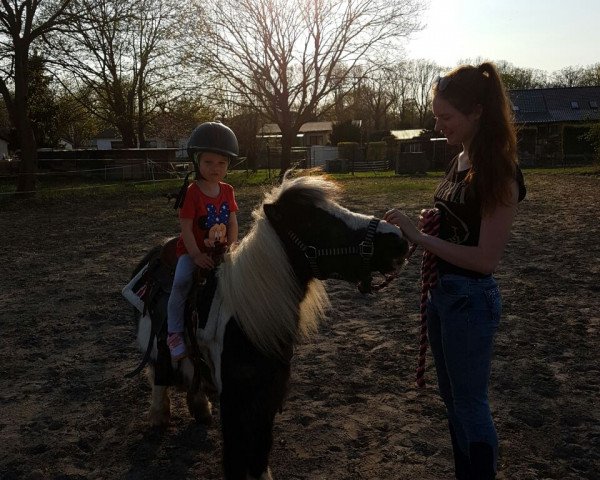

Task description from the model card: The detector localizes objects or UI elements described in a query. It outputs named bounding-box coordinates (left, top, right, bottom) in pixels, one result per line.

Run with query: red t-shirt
left=175, top=181, right=238, bottom=257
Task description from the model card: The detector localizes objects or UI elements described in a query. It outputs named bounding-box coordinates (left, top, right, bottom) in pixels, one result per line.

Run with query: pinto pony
left=130, top=174, right=409, bottom=479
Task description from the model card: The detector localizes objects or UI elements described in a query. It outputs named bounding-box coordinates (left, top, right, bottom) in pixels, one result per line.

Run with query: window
left=307, top=135, right=323, bottom=146
left=512, top=104, right=520, bottom=112
left=571, top=101, right=579, bottom=109
left=590, top=101, right=599, bottom=109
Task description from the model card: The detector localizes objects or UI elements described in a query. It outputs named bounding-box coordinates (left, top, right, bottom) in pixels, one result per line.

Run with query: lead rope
left=414, top=208, right=441, bottom=388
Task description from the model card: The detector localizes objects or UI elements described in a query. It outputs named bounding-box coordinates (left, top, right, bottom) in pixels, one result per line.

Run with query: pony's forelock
left=263, top=174, right=341, bottom=209
left=260, top=174, right=376, bottom=231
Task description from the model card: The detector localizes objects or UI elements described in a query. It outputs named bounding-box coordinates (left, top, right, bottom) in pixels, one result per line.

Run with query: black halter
left=286, top=217, right=380, bottom=283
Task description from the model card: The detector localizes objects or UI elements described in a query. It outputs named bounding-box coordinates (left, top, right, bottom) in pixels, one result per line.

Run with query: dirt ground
left=0, top=172, right=598, bottom=480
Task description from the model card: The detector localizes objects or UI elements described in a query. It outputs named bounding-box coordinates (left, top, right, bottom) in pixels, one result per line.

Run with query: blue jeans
left=167, top=254, right=197, bottom=334
left=426, top=273, right=502, bottom=467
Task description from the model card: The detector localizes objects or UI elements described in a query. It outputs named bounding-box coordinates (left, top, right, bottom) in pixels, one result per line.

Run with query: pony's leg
left=244, top=402, right=278, bottom=480
left=186, top=382, right=212, bottom=425
left=247, top=469, right=273, bottom=480
left=148, top=384, right=170, bottom=427
left=177, top=357, right=213, bottom=424
left=220, top=387, right=277, bottom=479
left=220, top=321, right=290, bottom=480
left=220, top=391, right=250, bottom=479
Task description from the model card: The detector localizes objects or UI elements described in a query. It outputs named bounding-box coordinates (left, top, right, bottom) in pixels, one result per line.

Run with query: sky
left=405, top=0, right=600, bottom=73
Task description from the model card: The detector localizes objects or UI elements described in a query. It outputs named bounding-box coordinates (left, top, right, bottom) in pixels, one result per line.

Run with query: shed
left=509, top=86, right=600, bottom=166
left=258, top=122, right=333, bottom=147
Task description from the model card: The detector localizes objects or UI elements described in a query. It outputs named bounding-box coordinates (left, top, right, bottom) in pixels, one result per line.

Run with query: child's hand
left=191, top=251, right=215, bottom=269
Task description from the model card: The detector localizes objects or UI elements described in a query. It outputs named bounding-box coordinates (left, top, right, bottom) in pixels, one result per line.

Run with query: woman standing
left=384, top=62, right=526, bottom=479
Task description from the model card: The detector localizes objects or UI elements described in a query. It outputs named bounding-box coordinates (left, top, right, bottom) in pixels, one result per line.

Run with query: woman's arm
left=384, top=181, right=519, bottom=275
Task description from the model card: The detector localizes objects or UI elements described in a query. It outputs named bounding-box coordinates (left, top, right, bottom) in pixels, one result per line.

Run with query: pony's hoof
left=148, top=407, right=170, bottom=427
left=249, top=468, right=273, bottom=480
left=187, top=391, right=212, bottom=426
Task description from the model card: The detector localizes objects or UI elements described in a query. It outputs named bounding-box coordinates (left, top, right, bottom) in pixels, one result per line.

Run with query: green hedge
left=366, top=141, right=386, bottom=162
left=337, top=142, right=360, bottom=162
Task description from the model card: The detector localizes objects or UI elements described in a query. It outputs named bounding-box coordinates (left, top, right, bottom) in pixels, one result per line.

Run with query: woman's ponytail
left=434, top=62, right=518, bottom=215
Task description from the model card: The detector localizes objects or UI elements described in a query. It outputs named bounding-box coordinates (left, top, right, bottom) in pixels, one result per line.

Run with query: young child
left=167, top=122, right=239, bottom=360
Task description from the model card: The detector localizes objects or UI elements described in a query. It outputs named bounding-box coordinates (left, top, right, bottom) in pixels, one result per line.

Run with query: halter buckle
left=359, top=241, right=374, bottom=257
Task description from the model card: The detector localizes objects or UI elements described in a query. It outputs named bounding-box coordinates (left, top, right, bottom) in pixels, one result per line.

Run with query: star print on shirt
left=204, top=202, right=231, bottom=229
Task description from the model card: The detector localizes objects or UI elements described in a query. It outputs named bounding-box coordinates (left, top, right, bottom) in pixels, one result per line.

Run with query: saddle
left=126, top=238, right=223, bottom=391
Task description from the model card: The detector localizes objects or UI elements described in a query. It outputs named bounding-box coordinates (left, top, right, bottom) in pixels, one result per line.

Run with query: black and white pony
left=129, top=174, right=409, bottom=479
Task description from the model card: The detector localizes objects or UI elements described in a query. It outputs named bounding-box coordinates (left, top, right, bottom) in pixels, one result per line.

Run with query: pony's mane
left=218, top=175, right=333, bottom=357
left=263, top=172, right=341, bottom=208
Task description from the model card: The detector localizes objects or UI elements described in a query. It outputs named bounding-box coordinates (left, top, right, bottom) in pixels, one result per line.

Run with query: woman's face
left=432, top=95, right=482, bottom=147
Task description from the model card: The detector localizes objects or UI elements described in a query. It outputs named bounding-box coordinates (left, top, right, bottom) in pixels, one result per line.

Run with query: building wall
left=516, top=122, right=596, bottom=166
left=0, top=139, right=8, bottom=158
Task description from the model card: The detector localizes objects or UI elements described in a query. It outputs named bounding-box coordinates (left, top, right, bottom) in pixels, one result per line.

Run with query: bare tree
left=151, top=96, right=216, bottom=148
left=387, top=60, right=412, bottom=127
left=406, top=59, right=442, bottom=127
left=581, top=63, right=600, bottom=87
left=53, top=0, right=184, bottom=147
left=551, top=64, right=600, bottom=87
left=337, top=61, right=410, bottom=137
left=494, top=60, right=548, bottom=89
left=551, top=66, right=585, bottom=88
left=0, top=0, right=74, bottom=193
left=191, top=0, right=423, bottom=174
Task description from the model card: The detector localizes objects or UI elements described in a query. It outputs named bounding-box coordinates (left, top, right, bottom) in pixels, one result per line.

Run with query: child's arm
left=180, top=218, right=214, bottom=269
left=227, top=212, right=239, bottom=245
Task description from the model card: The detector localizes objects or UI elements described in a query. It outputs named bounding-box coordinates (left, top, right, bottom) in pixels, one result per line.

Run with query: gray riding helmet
left=187, top=122, right=239, bottom=160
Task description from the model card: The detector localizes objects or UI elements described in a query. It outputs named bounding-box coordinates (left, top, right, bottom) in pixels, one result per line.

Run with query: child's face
left=198, top=152, right=229, bottom=182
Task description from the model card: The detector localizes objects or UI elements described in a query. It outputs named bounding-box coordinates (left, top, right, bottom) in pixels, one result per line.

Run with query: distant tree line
left=1, top=0, right=599, bottom=192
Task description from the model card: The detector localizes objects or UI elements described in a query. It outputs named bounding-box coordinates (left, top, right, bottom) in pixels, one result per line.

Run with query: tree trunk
left=13, top=42, right=37, bottom=194
left=16, top=117, right=37, bottom=193
left=117, top=121, right=137, bottom=148
left=279, top=129, right=294, bottom=177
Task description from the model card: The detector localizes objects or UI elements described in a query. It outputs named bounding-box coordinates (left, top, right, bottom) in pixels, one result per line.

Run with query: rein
left=286, top=217, right=380, bottom=289
left=413, top=208, right=441, bottom=388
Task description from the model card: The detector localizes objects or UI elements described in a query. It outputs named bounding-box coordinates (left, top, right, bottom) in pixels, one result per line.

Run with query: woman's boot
left=449, top=423, right=471, bottom=480
left=469, top=442, right=496, bottom=480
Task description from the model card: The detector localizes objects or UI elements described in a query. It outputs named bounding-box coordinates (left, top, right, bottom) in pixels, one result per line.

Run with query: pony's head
left=262, top=174, right=409, bottom=287
left=218, top=173, right=408, bottom=357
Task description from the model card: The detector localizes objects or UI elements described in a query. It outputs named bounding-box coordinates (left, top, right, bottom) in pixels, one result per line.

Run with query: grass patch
left=1, top=165, right=597, bottom=205
left=522, top=165, right=600, bottom=175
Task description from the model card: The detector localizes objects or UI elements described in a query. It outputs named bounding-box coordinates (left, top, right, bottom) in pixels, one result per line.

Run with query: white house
left=89, top=129, right=188, bottom=157
left=258, top=121, right=333, bottom=147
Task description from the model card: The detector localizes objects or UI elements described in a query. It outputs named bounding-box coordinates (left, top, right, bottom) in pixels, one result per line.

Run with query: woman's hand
left=191, top=251, right=215, bottom=269
left=383, top=208, right=421, bottom=244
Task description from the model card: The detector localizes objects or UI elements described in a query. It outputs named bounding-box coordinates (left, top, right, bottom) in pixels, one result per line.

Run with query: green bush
left=337, top=142, right=360, bottom=162
left=583, top=123, right=600, bottom=162
left=366, top=141, right=386, bottom=162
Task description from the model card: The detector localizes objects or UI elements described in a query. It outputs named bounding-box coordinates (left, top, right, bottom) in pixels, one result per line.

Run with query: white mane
left=217, top=175, right=334, bottom=357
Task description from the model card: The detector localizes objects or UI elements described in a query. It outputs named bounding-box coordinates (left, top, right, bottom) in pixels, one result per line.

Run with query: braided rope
left=415, top=208, right=441, bottom=388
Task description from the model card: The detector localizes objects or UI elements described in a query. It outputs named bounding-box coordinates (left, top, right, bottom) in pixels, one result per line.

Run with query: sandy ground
left=0, top=172, right=598, bottom=479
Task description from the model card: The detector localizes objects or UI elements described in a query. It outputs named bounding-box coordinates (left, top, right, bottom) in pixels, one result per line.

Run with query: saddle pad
left=197, top=288, right=232, bottom=395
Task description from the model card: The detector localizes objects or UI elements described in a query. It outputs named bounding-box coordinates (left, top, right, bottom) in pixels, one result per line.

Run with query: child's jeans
left=167, top=254, right=197, bottom=334
left=426, top=273, right=502, bottom=468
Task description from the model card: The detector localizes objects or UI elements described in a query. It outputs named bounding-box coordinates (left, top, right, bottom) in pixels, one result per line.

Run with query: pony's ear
left=263, top=203, right=283, bottom=223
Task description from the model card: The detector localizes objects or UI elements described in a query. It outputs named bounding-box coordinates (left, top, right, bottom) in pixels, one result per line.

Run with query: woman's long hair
left=433, top=62, right=518, bottom=215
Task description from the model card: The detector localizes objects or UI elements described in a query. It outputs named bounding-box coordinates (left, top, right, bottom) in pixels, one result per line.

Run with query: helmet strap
left=173, top=171, right=193, bottom=210
left=192, top=151, right=203, bottom=181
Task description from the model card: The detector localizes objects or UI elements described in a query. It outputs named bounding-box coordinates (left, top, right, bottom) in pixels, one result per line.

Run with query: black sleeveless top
left=433, top=156, right=526, bottom=278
